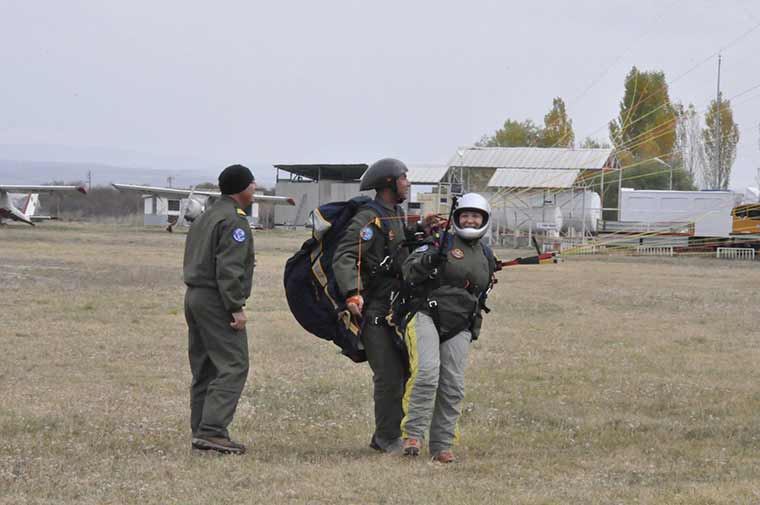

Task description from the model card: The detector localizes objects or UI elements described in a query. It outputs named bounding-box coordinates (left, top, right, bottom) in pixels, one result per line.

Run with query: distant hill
left=0, top=159, right=277, bottom=189
left=0, top=144, right=278, bottom=188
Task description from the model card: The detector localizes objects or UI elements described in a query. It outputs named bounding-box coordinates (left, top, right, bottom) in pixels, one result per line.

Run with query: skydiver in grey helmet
left=332, top=158, right=412, bottom=453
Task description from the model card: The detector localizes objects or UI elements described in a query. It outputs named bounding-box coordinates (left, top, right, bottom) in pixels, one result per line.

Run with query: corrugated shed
left=447, top=147, right=613, bottom=170
left=488, top=169, right=580, bottom=189
left=406, top=164, right=449, bottom=184
left=274, top=164, right=367, bottom=181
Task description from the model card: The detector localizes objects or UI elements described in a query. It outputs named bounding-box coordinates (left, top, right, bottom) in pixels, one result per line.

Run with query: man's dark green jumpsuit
left=183, top=195, right=254, bottom=440
left=333, top=197, right=409, bottom=448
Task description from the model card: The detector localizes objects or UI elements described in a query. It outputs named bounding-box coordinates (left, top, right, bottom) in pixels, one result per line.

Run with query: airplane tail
left=0, top=191, right=34, bottom=225
left=22, top=193, right=41, bottom=216
left=182, top=187, right=204, bottom=225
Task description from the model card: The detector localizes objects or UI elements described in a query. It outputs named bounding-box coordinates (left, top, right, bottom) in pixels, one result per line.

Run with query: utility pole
left=87, top=170, right=92, bottom=191
left=167, top=176, right=174, bottom=188
left=716, top=54, right=722, bottom=188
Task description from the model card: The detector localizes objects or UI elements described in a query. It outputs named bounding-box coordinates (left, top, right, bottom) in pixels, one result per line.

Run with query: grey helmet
left=453, top=193, right=491, bottom=240
left=359, top=158, right=408, bottom=191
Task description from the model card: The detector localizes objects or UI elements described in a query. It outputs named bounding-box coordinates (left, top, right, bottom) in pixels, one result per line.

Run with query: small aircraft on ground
left=112, top=183, right=295, bottom=231
left=0, top=185, right=87, bottom=226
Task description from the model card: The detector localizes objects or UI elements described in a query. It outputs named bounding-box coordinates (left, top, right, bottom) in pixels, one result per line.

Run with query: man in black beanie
left=183, top=164, right=256, bottom=454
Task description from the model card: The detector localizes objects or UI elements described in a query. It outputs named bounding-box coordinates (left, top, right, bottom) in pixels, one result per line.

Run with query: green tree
left=539, top=97, right=574, bottom=147
left=195, top=182, right=219, bottom=190
left=702, top=94, right=740, bottom=189
left=609, top=67, right=677, bottom=163
left=580, top=137, right=610, bottom=149
left=478, top=119, right=541, bottom=147
left=622, top=160, right=696, bottom=191
left=478, top=96, right=576, bottom=148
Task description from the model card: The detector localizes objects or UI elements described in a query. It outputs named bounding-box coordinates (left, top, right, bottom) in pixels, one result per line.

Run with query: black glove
left=423, top=251, right=447, bottom=268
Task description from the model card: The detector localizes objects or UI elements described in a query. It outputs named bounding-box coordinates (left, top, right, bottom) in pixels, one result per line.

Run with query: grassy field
left=1, top=222, right=760, bottom=504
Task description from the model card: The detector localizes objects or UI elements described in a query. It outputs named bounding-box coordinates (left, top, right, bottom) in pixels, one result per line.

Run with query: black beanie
left=218, top=164, right=255, bottom=195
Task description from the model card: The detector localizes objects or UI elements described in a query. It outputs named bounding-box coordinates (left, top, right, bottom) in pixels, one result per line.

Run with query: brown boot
left=402, top=438, right=422, bottom=457
left=192, top=436, right=246, bottom=455
left=431, top=450, right=455, bottom=463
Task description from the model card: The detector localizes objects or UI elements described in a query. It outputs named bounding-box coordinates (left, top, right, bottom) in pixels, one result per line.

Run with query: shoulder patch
left=236, top=208, right=247, bottom=216
left=360, top=226, right=374, bottom=241
left=414, top=244, right=429, bottom=253
left=232, top=227, right=247, bottom=243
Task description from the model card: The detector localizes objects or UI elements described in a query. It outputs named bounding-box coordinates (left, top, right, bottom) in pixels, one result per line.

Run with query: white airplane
left=0, top=185, right=87, bottom=226
left=112, top=183, right=295, bottom=231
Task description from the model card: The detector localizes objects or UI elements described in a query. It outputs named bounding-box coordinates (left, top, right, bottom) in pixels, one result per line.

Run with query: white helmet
left=453, top=193, right=491, bottom=240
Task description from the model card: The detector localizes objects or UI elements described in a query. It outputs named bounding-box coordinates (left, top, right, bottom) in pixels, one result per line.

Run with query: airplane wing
left=112, top=183, right=216, bottom=198
left=0, top=185, right=87, bottom=194
left=112, top=183, right=294, bottom=205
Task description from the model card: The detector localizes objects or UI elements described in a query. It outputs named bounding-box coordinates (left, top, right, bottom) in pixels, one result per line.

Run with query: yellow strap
left=400, top=314, right=419, bottom=438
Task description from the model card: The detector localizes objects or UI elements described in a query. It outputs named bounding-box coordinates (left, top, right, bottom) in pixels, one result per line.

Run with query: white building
left=619, top=188, right=735, bottom=237
left=143, top=194, right=260, bottom=227
left=273, top=164, right=372, bottom=226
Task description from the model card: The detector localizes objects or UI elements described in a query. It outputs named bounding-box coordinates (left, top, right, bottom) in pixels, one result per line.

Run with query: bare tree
left=674, top=103, right=706, bottom=187
left=702, top=94, right=740, bottom=190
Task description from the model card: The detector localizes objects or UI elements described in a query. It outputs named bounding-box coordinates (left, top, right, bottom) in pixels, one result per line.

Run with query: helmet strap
left=377, top=180, right=405, bottom=205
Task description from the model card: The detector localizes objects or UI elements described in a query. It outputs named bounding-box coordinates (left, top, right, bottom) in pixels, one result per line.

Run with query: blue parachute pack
left=283, top=196, right=392, bottom=363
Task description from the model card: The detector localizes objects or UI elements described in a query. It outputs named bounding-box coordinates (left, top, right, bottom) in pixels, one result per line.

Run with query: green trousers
left=361, top=316, right=406, bottom=442
left=185, top=287, right=249, bottom=439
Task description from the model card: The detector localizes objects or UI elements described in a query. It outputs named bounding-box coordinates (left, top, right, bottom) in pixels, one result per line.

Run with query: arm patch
left=360, top=226, right=374, bottom=241
left=232, top=227, right=247, bottom=243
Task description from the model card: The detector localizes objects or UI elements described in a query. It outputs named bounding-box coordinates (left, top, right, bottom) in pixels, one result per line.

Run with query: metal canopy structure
left=488, top=168, right=581, bottom=189
left=276, top=163, right=449, bottom=185
left=406, top=164, right=449, bottom=185
left=447, top=146, right=614, bottom=171
left=274, top=164, right=368, bottom=182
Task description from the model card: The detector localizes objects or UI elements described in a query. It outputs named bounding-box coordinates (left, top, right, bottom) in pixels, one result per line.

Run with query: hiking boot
left=431, top=450, right=455, bottom=463
left=402, top=438, right=422, bottom=457
left=369, top=434, right=403, bottom=454
left=192, top=436, right=246, bottom=455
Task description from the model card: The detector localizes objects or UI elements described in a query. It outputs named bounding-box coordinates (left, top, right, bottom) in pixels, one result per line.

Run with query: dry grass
left=1, top=222, right=760, bottom=504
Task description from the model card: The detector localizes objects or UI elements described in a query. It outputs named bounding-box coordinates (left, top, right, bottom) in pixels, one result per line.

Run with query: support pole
left=617, top=160, right=623, bottom=220
left=716, top=54, right=722, bottom=187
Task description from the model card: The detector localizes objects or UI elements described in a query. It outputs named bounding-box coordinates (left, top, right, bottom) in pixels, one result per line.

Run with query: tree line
left=38, top=183, right=279, bottom=227
left=41, top=184, right=142, bottom=219
left=478, top=66, right=744, bottom=199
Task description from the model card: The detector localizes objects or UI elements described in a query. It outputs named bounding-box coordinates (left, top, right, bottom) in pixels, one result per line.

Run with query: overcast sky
left=1, top=0, right=759, bottom=189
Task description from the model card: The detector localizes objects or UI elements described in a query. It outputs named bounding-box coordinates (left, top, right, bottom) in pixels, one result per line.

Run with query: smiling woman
left=398, top=192, right=496, bottom=463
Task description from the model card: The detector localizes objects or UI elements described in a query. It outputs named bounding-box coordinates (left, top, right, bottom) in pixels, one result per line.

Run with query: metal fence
left=716, top=247, right=756, bottom=260
left=567, top=244, right=608, bottom=255
left=635, top=245, right=674, bottom=257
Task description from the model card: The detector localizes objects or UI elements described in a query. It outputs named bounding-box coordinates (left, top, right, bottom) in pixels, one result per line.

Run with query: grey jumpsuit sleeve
left=401, top=243, right=440, bottom=285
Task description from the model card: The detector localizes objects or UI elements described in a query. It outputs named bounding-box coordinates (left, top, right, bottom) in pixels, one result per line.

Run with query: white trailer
left=619, top=188, right=735, bottom=237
